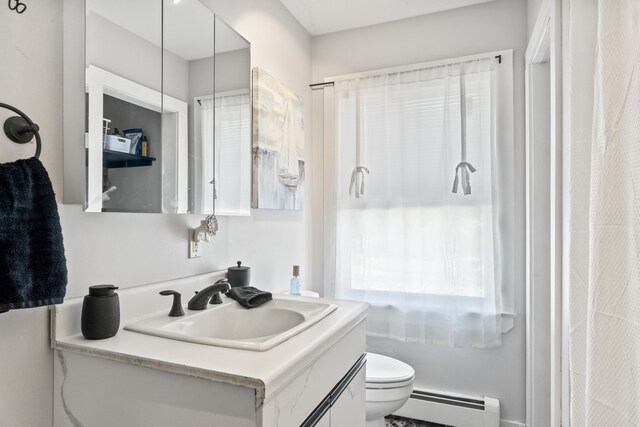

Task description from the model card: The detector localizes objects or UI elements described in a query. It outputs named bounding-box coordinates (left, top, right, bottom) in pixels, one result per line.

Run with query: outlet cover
left=189, top=233, right=202, bottom=258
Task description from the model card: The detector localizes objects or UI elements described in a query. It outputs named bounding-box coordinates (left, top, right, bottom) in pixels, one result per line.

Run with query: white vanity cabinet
left=53, top=322, right=366, bottom=427
left=300, top=357, right=367, bottom=427
left=330, top=365, right=367, bottom=426
left=52, top=272, right=368, bottom=427
left=316, top=413, right=332, bottom=427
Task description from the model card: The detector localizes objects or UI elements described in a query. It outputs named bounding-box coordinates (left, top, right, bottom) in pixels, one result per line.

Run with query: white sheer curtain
left=331, top=58, right=504, bottom=348
left=568, top=1, right=640, bottom=425
left=215, top=91, right=251, bottom=214
left=196, top=92, right=250, bottom=215
left=197, top=97, right=215, bottom=214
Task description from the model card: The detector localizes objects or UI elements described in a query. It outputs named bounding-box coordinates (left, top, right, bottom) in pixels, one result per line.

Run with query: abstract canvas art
left=252, top=68, right=305, bottom=210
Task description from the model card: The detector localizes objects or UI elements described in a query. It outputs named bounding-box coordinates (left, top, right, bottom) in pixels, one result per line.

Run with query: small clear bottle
left=290, top=265, right=301, bottom=295
left=141, top=136, right=149, bottom=157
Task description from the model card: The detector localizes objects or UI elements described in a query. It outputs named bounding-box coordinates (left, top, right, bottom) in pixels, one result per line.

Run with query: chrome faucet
left=188, top=279, right=231, bottom=310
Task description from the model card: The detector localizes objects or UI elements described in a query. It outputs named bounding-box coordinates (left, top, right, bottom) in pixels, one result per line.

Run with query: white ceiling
left=278, top=0, right=496, bottom=36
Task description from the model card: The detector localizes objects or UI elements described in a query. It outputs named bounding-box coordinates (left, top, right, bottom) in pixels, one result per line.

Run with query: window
left=326, top=52, right=515, bottom=348
left=194, top=90, right=250, bottom=215
left=214, top=90, right=251, bottom=215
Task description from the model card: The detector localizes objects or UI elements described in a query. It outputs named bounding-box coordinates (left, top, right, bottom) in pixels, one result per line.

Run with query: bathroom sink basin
left=124, top=297, right=337, bottom=351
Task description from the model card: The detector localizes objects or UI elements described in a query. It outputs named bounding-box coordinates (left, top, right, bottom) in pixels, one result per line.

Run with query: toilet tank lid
left=366, top=352, right=415, bottom=384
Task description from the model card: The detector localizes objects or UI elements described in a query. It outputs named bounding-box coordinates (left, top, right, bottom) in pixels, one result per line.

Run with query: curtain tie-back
left=349, top=165, right=370, bottom=198
left=452, top=65, right=476, bottom=196
left=452, top=161, right=476, bottom=195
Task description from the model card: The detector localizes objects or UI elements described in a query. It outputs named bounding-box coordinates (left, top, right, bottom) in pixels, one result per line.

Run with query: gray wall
left=189, top=56, right=215, bottom=100
left=86, top=12, right=188, bottom=101
left=0, top=0, right=310, bottom=425
left=188, top=49, right=252, bottom=98
left=215, top=49, right=252, bottom=93
left=311, top=0, right=528, bottom=424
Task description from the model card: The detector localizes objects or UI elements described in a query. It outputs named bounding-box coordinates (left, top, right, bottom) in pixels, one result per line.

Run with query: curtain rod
left=310, top=82, right=334, bottom=90
left=310, top=53, right=504, bottom=89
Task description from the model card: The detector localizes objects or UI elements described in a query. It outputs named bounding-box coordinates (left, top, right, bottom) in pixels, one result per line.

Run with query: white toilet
left=365, top=353, right=415, bottom=427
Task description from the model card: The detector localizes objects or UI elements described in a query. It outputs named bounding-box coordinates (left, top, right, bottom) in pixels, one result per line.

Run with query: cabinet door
left=330, top=364, right=366, bottom=427
left=314, top=411, right=331, bottom=427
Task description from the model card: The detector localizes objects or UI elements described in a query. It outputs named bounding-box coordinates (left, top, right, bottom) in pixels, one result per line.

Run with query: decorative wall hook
left=8, top=0, right=27, bottom=14
left=192, top=214, right=219, bottom=243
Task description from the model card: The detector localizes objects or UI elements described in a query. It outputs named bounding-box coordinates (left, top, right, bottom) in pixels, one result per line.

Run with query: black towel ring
left=0, top=102, right=41, bottom=159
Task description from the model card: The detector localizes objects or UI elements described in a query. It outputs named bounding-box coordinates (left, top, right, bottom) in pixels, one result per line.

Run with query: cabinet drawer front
left=301, top=355, right=366, bottom=427
left=330, top=362, right=366, bottom=427
left=259, top=320, right=366, bottom=427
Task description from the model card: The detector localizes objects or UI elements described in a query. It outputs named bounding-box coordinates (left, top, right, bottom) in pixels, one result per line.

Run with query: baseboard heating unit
left=393, top=388, right=500, bottom=427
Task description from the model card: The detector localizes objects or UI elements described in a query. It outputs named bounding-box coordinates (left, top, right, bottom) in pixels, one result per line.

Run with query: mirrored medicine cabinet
left=71, top=0, right=251, bottom=215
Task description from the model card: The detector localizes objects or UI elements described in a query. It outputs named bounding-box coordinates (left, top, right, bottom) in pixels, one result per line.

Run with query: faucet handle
left=210, top=293, right=223, bottom=304
left=209, top=278, right=229, bottom=305
left=210, top=278, right=229, bottom=305
left=159, top=290, right=185, bottom=317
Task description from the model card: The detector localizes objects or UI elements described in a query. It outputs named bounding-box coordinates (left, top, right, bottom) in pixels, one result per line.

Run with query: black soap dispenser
left=81, top=285, right=120, bottom=340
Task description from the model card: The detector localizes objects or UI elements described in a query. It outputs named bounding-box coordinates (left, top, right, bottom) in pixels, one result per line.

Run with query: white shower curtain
left=567, top=1, right=640, bottom=425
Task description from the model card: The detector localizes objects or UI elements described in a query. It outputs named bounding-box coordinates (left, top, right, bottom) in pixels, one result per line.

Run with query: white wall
left=0, top=2, right=62, bottom=424
left=528, top=0, right=545, bottom=38
left=0, top=0, right=310, bottom=425
left=311, top=0, right=528, bottom=424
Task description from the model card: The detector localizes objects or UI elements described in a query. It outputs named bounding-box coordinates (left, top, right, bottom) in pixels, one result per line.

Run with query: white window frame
left=85, top=65, right=188, bottom=213
left=320, top=50, right=516, bottom=333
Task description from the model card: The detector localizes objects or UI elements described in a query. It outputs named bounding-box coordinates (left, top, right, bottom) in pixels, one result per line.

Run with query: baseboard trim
left=500, top=419, right=526, bottom=427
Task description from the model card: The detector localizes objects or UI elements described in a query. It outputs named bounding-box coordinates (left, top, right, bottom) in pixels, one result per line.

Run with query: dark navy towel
left=227, top=286, right=272, bottom=309
left=0, top=157, right=68, bottom=313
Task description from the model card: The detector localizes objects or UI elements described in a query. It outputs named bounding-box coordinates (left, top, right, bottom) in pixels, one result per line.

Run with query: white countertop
left=52, top=271, right=368, bottom=402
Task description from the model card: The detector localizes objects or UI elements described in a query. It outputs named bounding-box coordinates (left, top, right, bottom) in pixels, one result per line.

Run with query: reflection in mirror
left=85, top=0, right=164, bottom=212
left=84, top=1, right=250, bottom=215
left=163, top=0, right=215, bottom=214
left=84, top=0, right=215, bottom=214
left=191, top=16, right=251, bottom=216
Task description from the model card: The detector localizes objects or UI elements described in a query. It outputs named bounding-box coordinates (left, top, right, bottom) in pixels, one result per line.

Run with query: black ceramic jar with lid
left=227, top=261, right=251, bottom=288
left=81, top=284, right=120, bottom=340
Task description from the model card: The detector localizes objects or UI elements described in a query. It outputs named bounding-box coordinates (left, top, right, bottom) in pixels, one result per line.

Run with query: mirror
left=83, top=0, right=250, bottom=215
left=196, top=17, right=251, bottom=216
left=162, top=0, right=215, bottom=214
